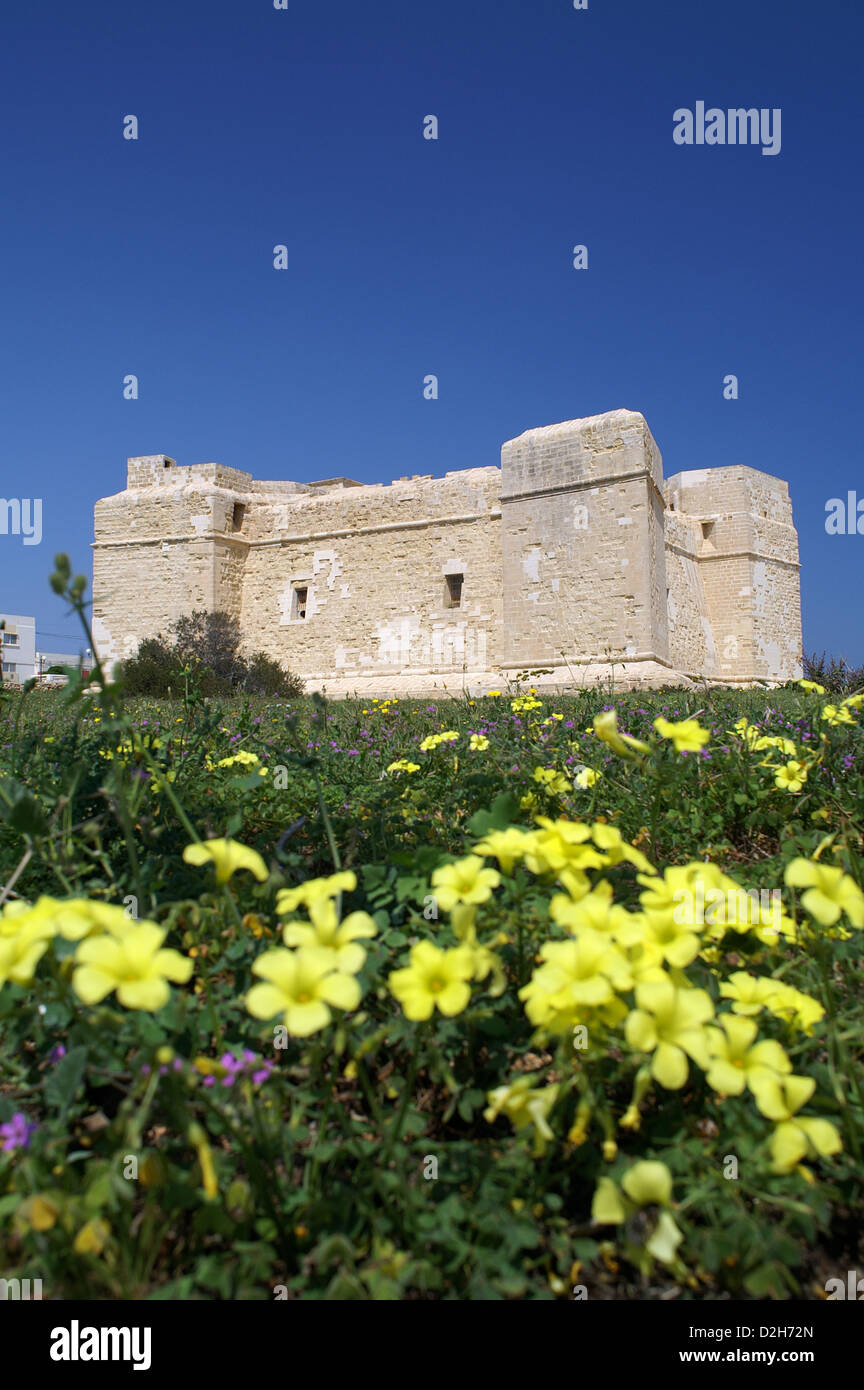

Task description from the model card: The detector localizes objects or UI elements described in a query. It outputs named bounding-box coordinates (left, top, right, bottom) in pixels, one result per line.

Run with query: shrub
left=802, top=651, right=864, bottom=696
left=118, top=614, right=303, bottom=698
left=242, top=651, right=305, bottom=697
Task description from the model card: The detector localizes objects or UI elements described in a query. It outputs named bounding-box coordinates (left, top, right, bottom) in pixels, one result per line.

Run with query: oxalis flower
left=276, top=870, right=356, bottom=915
left=0, top=916, right=56, bottom=989
left=591, top=1162, right=683, bottom=1267
left=625, top=976, right=714, bottom=1089
left=748, top=1073, right=842, bottom=1175
left=653, top=717, right=710, bottom=754
left=388, top=941, right=475, bottom=1020
left=774, top=760, right=808, bottom=793
left=72, top=922, right=193, bottom=1011
left=483, top=1076, right=559, bottom=1156
left=593, top=710, right=650, bottom=758
left=42, top=898, right=138, bottom=942
left=473, top=827, right=535, bottom=875
left=282, top=897, right=377, bottom=974
left=519, top=929, right=632, bottom=1032
left=704, top=1015, right=791, bottom=1097
left=246, top=945, right=361, bottom=1036
left=183, top=838, right=268, bottom=885
left=784, top=858, right=864, bottom=928
left=431, top=855, right=501, bottom=911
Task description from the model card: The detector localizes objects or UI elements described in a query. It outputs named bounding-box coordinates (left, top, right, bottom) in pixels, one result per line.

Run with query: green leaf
left=44, top=1045, right=88, bottom=1115
left=466, top=793, right=521, bottom=837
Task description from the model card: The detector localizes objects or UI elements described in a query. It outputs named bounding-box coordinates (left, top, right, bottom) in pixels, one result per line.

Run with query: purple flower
left=1, top=1113, right=37, bottom=1153
left=49, top=1044, right=67, bottom=1063
left=209, top=1050, right=274, bottom=1088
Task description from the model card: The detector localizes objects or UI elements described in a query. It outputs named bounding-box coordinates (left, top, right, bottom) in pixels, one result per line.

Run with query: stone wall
left=91, top=414, right=803, bottom=694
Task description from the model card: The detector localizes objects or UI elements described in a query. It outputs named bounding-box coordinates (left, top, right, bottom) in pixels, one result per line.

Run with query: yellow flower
left=282, top=898, right=377, bottom=974
left=762, top=981, right=825, bottom=1035
left=484, top=1076, right=559, bottom=1156
left=591, top=822, right=655, bottom=875
left=625, top=976, right=714, bottom=1089
left=774, top=760, right=808, bottom=792
left=533, top=766, right=572, bottom=795
left=549, top=882, right=643, bottom=947
left=653, top=717, right=710, bottom=754
left=591, top=1176, right=626, bottom=1224
left=592, top=1160, right=674, bottom=1224
left=40, top=898, right=136, bottom=942
left=523, top=819, right=605, bottom=880
left=276, top=871, right=356, bottom=914
left=798, top=679, right=826, bottom=694
left=0, top=917, right=55, bottom=989
left=754, top=734, right=798, bottom=756
left=216, top=750, right=261, bottom=768
left=0, top=895, right=59, bottom=938
left=748, top=1073, right=842, bottom=1174
left=821, top=704, right=855, bottom=726
left=431, top=855, right=501, bottom=910
left=388, top=941, right=474, bottom=1020
left=574, top=767, right=599, bottom=788
left=519, top=930, right=632, bottom=1031
left=183, top=838, right=268, bottom=885
left=621, top=1160, right=674, bottom=1207
left=469, top=734, right=490, bottom=751
left=784, top=858, right=864, bottom=927
left=246, top=946, right=361, bottom=1035
left=419, top=734, right=442, bottom=751
left=386, top=759, right=420, bottom=774
left=188, top=1122, right=219, bottom=1200
left=19, top=1194, right=59, bottom=1231
left=593, top=710, right=650, bottom=758
left=450, top=905, right=507, bottom=996
left=637, top=866, right=709, bottom=967
left=487, top=690, right=502, bottom=697
left=704, top=1015, right=791, bottom=1097
left=72, top=921, right=193, bottom=1011
left=74, top=1218, right=111, bottom=1256
left=718, top=970, right=781, bottom=1016
left=473, top=827, right=535, bottom=875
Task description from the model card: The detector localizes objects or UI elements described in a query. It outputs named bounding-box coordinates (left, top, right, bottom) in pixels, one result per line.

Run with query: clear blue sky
left=1, top=0, right=861, bottom=660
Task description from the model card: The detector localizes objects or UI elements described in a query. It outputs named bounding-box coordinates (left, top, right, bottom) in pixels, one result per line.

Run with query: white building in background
left=35, top=650, right=88, bottom=676
left=0, top=614, right=36, bottom=684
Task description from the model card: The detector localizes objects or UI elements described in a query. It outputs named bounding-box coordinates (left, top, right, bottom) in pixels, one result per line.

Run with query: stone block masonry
left=91, top=409, right=802, bottom=695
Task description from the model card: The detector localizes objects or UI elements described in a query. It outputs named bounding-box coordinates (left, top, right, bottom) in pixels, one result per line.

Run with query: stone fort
left=92, top=408, right=802, bottom=694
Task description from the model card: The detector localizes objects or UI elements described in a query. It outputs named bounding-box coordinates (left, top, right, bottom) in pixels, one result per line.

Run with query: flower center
left=297, top=991, right=311, bottom=1004
left=429, top=979, right=444, bottom=993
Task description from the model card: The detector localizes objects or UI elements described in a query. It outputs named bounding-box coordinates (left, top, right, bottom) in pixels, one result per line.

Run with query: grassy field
left=0, top=669, right=862, bottom=1300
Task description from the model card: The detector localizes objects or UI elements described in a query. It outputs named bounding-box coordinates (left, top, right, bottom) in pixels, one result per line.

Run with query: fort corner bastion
left=91, top=408, right=803, bottom=695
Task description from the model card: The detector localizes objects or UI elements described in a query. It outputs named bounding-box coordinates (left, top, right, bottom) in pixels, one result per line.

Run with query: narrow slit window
left=232, top=502, right=246, bottom=532
left=293, top=586, right=308, bottom=620
left=445, top=573, right=464, bottom=608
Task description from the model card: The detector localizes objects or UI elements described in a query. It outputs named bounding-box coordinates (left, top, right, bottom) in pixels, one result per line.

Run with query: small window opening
left=445, top=573, right=463, bottom=608
left=293, top=586, right=308, bottom=620
left=232, top=502, right=246, bottom=532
